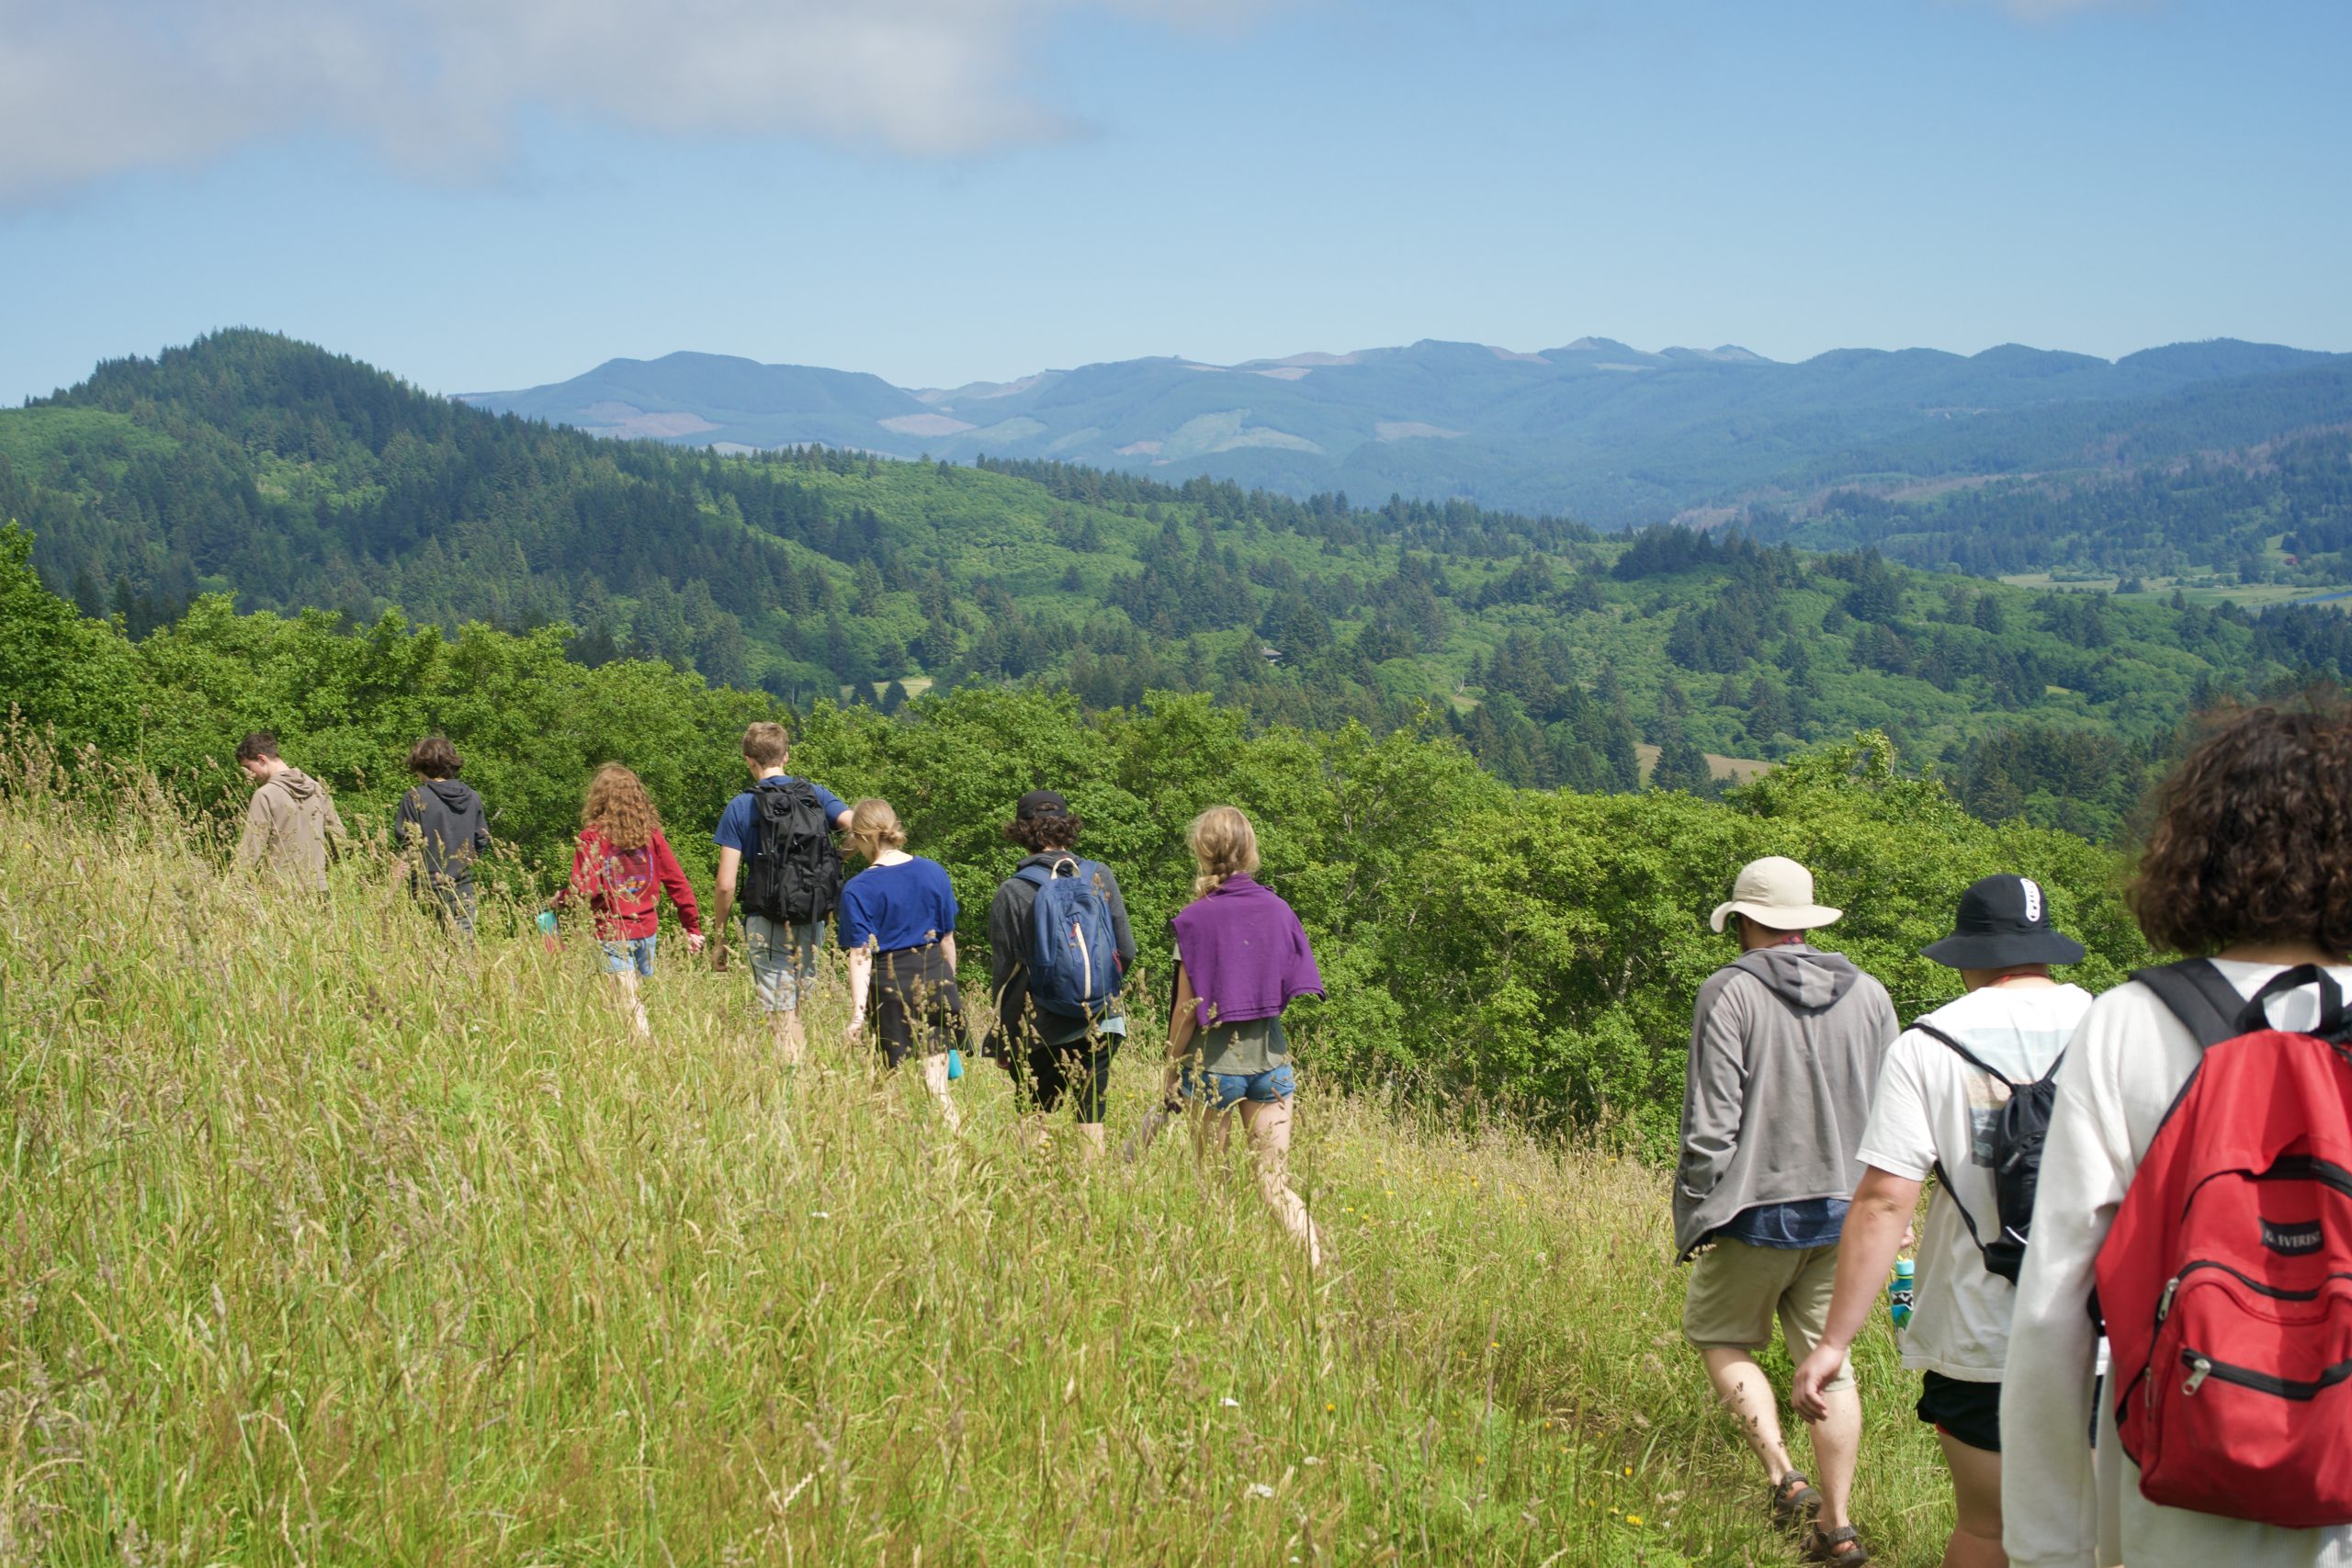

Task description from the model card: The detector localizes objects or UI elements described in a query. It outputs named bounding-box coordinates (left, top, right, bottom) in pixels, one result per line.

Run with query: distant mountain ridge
left=462, top=335, right=2352, bottom=524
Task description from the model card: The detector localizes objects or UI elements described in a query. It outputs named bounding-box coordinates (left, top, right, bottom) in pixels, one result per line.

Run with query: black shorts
left=1917, top=1371, right=2001, bottom=1453
left=1006, top=1027, right=1118, bottom=1122
left=868, top=944, right=967, bottom=1070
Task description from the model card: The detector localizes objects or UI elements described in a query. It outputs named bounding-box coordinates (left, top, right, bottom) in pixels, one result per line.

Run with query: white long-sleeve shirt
left=2002, top=960, right=2352, bottom=1568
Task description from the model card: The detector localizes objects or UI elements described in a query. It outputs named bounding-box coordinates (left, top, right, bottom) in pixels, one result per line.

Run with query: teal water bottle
left=1887, top=1258, right=1916, bottom=1330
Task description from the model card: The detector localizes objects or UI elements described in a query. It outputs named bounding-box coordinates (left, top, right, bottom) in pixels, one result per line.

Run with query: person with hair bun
left=838, top=797, right=966, bottom=1127
left=2002, top=701, right=2352, bottom=1568
left=394, top=735, right=491, bottom=937
left=550, top=763, right=702, bottom=1040
left=1159, top=805, right=1326, bottom=1267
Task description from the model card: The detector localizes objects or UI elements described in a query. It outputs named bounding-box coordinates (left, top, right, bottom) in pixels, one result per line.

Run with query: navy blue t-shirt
left=714, top=775, right=850, bottom=856
left=838, top=856, right=958, bottom=954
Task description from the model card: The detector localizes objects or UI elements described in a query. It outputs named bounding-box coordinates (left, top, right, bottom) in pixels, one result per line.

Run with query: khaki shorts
left=1683, top=1237, right=1854, bottom=1393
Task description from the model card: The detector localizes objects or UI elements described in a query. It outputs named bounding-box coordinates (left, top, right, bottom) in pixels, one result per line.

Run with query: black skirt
left=869, top=943, right=968, bottom=1069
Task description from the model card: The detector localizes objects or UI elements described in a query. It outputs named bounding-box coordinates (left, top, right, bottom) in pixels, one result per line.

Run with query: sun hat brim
left=1919, top=929, right=2087, bottom=969
left=1709, top=899, right=1844, bottom=934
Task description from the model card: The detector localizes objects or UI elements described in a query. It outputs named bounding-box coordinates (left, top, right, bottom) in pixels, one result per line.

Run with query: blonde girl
left=837, top=798, right=966, bottom=1127
left=1160, top=806, right=1326, bottom=1267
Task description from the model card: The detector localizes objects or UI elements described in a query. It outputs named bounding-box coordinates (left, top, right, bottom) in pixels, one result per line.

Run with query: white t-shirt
left=2003, top=961, right=2352, bottom=1568
left=1855, top=981, right=2094, bottom=1380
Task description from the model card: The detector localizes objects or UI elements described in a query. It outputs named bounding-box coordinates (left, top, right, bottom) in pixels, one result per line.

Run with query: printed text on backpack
left=2096, top=960, right=2352, bottom=1529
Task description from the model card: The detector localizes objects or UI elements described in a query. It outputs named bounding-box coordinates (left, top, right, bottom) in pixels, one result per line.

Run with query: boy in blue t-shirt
left=710, top=722, right=851, bottom=1062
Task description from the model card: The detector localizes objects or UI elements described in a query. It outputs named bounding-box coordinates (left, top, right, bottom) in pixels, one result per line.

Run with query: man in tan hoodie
left=234, top=731, right=346, bottom=891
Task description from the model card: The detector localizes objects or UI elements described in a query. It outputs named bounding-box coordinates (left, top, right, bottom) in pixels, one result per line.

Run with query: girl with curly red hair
left=551, top=763, right=703, bottom=1038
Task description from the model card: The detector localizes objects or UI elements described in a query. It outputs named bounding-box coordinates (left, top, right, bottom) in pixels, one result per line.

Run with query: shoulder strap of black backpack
left=1912, top=1021, right=2018, bottom=1089
left=2131, top=958, right=2246, bottom=1051
left=1916, top=1020, right=2001, bottom=1264
left=1929, top=1155, right=1992, bottom=1259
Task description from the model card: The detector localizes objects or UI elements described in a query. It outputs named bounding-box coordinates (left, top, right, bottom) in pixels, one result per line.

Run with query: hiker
left=232, top=730, right=347, bottom=891
left=1790, top=874, right=2095, bottom=1568
left=709, top=721, right=851, bottom=1064
left=2002, top=704, right=2352, bottom=1568
left=1675, top=855, right=1898, bottom=1568
left=838, top=797, right=966, bottom=1128
left=551, top=763, right=703, bottom=1039
left=393, top=736, right=491, bottom=936
left=987, top=789, right=1138, bottom=1158
left=1160, top=806, right=1326, bottom=1268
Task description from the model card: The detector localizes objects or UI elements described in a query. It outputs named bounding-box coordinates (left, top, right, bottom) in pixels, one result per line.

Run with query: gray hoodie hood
left=271, top=767, right=322, bottom=801
left=424, top=779, right=478, bottom=811
left=1732, top=944, right=1860, bottom=1010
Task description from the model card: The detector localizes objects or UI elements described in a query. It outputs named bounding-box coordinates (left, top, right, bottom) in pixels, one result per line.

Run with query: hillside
left=1750, top=427, right=2352, bottom=588
left=461, top=334, right=2352, bottom=523
left=11, top=332, right=2352, bottom=842
left=1, top=762, right=2001, bottom=1565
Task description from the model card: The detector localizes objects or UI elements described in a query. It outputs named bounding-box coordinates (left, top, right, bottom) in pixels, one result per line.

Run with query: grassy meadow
left=0, top=761, right=1952, bottom=1565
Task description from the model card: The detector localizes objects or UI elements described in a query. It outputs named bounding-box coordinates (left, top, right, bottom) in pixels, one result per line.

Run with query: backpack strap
left=1911, top=1021, right=2020, bottom=1089
left=1915, top=1021, right=2010, bottom=1268
left=2245, top=963, right=2349, bottom=1043
left=1928, top=1154, right=1997, bottom=1274
left=2132, top=958, right=2254, bottom=1051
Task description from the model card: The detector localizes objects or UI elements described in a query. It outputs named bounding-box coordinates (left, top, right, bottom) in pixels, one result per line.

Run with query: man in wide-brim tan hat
left=1710, top=854, right=1845, bottom=935
left=1678, top=854, right=1898, bottom=1567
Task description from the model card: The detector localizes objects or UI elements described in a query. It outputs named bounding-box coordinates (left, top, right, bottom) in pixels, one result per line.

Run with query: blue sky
left=3, top=0, right=2346, bottom=403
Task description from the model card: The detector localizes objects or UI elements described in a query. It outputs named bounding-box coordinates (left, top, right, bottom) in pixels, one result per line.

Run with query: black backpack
left=1915, top=1020, right=2064, bottom=1284
left=740, top=779, right=842, bottom=925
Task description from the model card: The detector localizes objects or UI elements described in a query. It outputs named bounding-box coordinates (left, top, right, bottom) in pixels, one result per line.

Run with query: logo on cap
left=2020, top=878, right=2042, bottom=924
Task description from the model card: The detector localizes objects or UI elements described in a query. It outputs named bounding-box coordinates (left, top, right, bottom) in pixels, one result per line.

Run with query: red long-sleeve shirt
left=557, top=826, right=700, bottom=941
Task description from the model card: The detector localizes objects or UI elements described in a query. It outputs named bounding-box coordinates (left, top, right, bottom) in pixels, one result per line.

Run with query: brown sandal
left=1804, top=1523, right=1871, bottom=1565
left=1770, top=1471, right=1821, bottom=1529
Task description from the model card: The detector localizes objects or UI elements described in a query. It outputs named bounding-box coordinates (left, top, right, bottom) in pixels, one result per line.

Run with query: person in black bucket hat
left=1920, top=874, right=2087, bottom=971
left=1788, top=874, right=2094, bottom=1568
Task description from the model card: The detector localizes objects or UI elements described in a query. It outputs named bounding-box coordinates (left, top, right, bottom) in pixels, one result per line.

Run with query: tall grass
left=0, top=751, right=1948, bottom=1564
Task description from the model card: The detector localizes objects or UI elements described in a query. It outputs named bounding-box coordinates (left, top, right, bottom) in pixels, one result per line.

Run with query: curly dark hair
left=2130, top=701, right=2352, bottom=959
left=1004, top=812, right=1083, bottom=852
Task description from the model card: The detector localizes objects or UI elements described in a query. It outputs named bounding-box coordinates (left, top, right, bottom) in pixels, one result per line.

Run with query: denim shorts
left=1184, top=1062, right=1296, bottom=1110
left=744, top=915, right=820, bottom=1013
left=601, top=935, right=657, bottom=977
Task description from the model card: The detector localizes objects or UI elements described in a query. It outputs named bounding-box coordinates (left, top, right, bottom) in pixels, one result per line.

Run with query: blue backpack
left=1016, top=856, right=1124, bottom=1021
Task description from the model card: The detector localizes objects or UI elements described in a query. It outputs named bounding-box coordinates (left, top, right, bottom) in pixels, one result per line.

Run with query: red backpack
left=2095, top=960, right=2352, bottom=1529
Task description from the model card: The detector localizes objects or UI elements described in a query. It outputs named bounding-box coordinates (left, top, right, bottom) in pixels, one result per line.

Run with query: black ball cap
left=1015, top=789, right=1069, bottom=819
left=1920, top=874, right=2087, bottom=970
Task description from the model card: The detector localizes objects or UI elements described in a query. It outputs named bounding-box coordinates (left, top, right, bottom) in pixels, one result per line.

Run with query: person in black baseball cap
left=1789, top=874, right=2093, bottom=1568
left=987, top=788, right=1138, bottom=1158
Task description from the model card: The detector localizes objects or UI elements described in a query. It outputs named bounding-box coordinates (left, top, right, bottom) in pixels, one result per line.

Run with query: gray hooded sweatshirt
left=1672, top=943, right=1898, bottom=1261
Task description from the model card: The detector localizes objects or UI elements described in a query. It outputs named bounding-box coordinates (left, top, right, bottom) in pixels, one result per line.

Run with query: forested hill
left=1747, top=428, right=2352, bottom=586
left=6, top=330, right=2352, bottom=840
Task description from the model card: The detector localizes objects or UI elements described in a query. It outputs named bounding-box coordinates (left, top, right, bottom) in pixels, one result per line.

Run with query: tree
left=1650, top=726, right=1714, bottom=795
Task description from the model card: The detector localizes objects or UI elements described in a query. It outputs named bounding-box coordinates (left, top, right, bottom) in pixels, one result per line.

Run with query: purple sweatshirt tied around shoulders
left=1170, top=873, right=1324, bottom=1028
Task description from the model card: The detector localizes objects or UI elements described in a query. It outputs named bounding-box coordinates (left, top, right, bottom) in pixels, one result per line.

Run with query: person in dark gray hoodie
left=1676, top=855, right=1896, bottom=1568
left=394, top=736, right=491, bottom=936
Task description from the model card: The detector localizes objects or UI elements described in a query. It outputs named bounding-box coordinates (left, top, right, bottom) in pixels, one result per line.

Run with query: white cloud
left=0, top=0, right=1283, bottom=203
